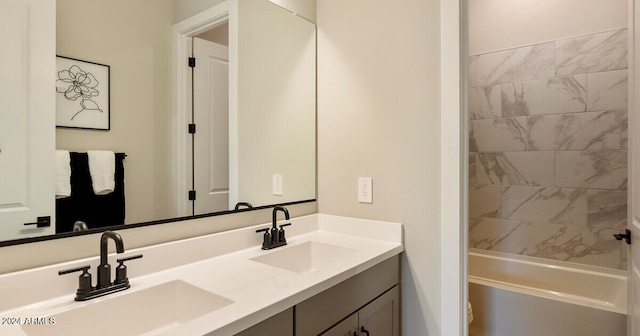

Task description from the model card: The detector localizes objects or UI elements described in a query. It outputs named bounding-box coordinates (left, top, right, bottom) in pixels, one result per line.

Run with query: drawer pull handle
left=24, top=216, right=51, bottom=228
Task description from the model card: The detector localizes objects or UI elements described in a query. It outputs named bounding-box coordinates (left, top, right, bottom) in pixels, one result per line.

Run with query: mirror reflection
left=0, top=0, right=316, bottom=243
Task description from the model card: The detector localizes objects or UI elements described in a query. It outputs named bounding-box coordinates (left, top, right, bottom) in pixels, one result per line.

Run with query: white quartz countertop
left=0, top=214, right=403, bottom=336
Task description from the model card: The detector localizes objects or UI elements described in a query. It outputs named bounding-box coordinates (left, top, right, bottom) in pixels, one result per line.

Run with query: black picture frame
left=55, top=56, right=110, bottom=130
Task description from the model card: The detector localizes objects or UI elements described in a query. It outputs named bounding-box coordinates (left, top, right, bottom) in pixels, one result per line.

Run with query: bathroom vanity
left=0, top=214, right=402, bottom=335
left=237, top=257, right=400, bottom=336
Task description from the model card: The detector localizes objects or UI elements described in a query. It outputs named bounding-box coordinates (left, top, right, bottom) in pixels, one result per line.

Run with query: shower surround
left=468, top=28, right=628, bottom=269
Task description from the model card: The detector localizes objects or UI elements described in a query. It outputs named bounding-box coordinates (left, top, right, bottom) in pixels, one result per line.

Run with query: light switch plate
left=273, top=174, right=283, bottom=196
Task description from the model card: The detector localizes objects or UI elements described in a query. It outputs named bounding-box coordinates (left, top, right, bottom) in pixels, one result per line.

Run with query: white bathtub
left=468, top=249, right=627, bottom=336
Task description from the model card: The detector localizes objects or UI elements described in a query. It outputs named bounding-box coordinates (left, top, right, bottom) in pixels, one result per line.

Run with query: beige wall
left=270, top=0, right=316, bottom=22
left=469, top=0, right=627, bottom=55
left=174, top=0, right=316, bottom=23
left=317, top=0, right=448, bottom=334
left=236, top=0, right=316, bottom=207
left=174, top=0, right=226, bottom=23
left=196, top=23, right=229, bottom=46
left=56, top=0, right=174, bottom=224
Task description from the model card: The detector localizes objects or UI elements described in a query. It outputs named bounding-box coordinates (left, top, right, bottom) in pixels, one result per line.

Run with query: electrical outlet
left=272, top=174, right=283, bottom=196
left=358, top=177, right=372, bottom=203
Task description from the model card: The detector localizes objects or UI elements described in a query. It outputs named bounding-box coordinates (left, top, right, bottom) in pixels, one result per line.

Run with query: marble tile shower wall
left=468, top=28, right=628, bottom=269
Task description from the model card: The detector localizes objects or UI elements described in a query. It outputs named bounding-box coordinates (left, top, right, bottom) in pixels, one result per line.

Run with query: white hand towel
left=87, top=150, right=115, bottom=195
left=55, top=150, right=71, bottom=199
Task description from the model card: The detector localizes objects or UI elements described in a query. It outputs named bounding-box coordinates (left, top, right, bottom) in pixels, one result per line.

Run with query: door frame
left=443, top=0, right=468, bottom=334
left=628, top=0, right=637, bottom=333
left=172, top=1, right=237, bottom=217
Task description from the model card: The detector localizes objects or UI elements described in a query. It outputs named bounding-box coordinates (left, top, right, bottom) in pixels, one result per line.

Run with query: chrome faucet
left=256, top=206, right=292, bottom=250
left=59, top=230, right=143, bottom=301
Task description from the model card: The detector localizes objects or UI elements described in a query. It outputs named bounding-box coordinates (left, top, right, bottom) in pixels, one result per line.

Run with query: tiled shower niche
left=468, top=28, right=628, bottom=269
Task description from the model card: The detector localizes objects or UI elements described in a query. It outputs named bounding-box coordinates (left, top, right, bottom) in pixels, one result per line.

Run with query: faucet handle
left=59, top=265, right=93, bottom=295
left=116, top=254, right=144, bottom=263
left=278, top=223, right=291, bottom=244
left=115, top=254, right=143, bottom=285
left=256, top=228, right=271, bottom=249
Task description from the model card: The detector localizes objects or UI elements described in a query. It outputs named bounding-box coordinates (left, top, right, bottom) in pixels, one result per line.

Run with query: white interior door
left=0, top=0, right=55, bottom=240
left=193, top=37, right=230, bottom=215
left=630, top=1, right=640, bottom=334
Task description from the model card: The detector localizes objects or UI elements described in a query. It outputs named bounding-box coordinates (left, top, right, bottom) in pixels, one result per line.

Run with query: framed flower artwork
left=55, top=56, right=110, bottom=130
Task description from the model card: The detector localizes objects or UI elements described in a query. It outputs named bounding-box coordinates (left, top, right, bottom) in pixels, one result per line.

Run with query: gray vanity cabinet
left=296, top=256, right=400, bottom=336
left=234, top=307, right=294, bottom=336
left=234, top=255, right=400, bottom=336
left=321, top=285, right=400, bottom=336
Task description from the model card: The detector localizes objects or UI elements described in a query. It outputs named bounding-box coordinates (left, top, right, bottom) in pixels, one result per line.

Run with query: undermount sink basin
left=22, top=280, right=233, bottom=336
left=250, top=241, right=359, bottom=273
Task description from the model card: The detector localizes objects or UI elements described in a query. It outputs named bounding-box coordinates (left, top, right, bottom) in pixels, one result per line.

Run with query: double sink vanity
left=0, top=214, right=403, bottom=335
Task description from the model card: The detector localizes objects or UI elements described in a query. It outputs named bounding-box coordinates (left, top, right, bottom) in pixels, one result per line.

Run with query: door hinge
left=189, top=190, right=196, bottom=201
left=188, top=123, right=196, bottom=134
left=188, top=57, right=196, bottom=68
